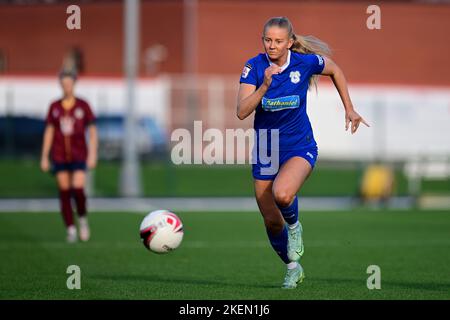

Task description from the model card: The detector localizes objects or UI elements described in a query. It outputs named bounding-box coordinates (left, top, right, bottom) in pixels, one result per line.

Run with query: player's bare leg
left=273, top=156, right=312, bottom=262
left=56, top=171, right=77, bottom=243
left=269, top=157, right=312, bottom=288
left=72, top=170, right=90, bottom=242
left=254, top=179, right=285, bottom=235
left=254, top=179, right=301, bottom=288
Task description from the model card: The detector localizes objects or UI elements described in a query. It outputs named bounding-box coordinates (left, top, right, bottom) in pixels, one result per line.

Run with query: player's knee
left=71, top=175, right=85, bottom=189
left=273, top=189, right=294, bottom=208
left=72, top=183, right=84, bottom=190
left=57, top=182, right=71, bottom=191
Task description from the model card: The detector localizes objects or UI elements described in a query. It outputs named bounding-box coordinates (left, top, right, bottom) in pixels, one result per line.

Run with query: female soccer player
left=40, top=71, right=98, bottom=243
left=237, top=17, right=369, bottom=288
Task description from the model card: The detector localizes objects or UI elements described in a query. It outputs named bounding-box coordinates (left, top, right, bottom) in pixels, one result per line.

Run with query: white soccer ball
left=139, top=209, right=184, bottom=253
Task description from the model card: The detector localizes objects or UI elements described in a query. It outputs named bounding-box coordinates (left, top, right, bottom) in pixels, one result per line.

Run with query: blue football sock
left=277, top=195, right=299, bottom=225
left=266, top=225, right=290, bottom=264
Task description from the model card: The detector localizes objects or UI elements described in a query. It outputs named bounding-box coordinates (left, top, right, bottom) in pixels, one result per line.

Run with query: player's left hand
left=345, top=110, right=370, bottom=134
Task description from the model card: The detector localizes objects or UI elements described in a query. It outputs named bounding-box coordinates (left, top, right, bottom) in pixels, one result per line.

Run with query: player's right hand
left=40, top=157, right=50, bottom=172
left=263, top=64, right=282, bottom=88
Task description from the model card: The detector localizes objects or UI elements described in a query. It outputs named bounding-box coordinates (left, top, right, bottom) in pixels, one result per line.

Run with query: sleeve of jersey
left=309, top=54, right=326, bottom=75
left=84, top=103, right=96, bottom=125
left=239, top=60, right=257, bottom=86
left=45, top=105, right=55, bottom=126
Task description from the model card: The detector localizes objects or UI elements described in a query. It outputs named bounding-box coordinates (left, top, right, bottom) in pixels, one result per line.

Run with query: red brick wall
left=0, top=1, right=183, bottom=76
left=197, top=1, right=450, bottom=85
left=1, top=1, right=449, bottom=85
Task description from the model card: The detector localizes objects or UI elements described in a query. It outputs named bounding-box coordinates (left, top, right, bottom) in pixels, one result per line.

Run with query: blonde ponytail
left=291, top=34, right=332, bottom=91
left=291, top=34, right=331, bottom=56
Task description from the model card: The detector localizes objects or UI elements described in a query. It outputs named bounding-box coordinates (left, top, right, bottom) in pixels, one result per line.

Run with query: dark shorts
left=51, top=161, right=87, bottom=174
left=252, top=146, right=318, bottom=181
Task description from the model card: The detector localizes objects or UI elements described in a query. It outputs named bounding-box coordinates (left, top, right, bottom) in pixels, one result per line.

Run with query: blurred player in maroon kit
left=40, top=71, right=98, bottom=243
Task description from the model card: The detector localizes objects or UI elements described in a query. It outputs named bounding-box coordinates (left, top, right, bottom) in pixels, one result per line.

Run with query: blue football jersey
left=239, top=50, right=325, bottom=151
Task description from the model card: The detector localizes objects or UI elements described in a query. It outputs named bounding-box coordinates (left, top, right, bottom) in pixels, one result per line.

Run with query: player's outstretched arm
left=321, top=57, right=370, bottom=134
left=237, top=64, right=282, bottom=120
left=40, top=124, right=54, bottom=172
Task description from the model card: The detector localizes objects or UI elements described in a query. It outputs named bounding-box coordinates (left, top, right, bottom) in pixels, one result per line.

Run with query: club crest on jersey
left=52, top=109, right=59, bottom=118
left=241, top=63, right=252, bottom=79
left=289, top=71, right=301, bottom=84
left=60, top=116, right=75, bottom=136
left=74, top=107, right=84, bottom=119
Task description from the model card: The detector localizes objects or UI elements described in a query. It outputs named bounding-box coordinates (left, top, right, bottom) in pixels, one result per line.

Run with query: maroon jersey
left=46, top=98, right=95, bottom=163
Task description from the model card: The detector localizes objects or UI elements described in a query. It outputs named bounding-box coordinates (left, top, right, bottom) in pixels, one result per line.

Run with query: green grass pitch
left=0, top=159, right=426, bottom=198
left=0, top=210, right=449, bottom=299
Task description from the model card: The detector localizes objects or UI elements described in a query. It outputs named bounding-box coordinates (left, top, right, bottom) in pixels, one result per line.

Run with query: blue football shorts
left=51, top=161, right=87, bottom=174
left=252, top=146, right=318, bottom=181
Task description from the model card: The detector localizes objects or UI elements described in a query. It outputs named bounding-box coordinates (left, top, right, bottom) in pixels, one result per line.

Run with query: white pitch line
left=0, top=197, right=365, bottom=212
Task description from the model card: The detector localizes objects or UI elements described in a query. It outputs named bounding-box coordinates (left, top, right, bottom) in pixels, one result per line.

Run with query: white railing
left=1, top=75, right=449, bottom=162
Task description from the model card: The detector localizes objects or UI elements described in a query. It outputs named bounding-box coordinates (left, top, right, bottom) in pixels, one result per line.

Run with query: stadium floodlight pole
left=120, top=0, right=142, bottom=197
left=183, top=0, right=199, bottom=135
left=184, top=0, right=197, bottom=76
